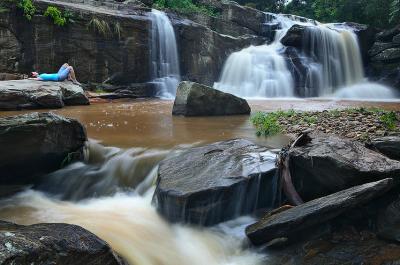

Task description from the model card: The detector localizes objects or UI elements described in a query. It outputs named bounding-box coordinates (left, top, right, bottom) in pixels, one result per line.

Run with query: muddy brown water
left=1, top=98, right=399, bottom=149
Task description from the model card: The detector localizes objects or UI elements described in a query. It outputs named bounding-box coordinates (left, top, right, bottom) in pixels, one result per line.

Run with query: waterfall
left=214, top=15, right=296, bottom=98
left=150, top=9, right=180, bottom=99
left=214, top=14, right=396, bottom=100
left=302, top=25, right=364, bottom=96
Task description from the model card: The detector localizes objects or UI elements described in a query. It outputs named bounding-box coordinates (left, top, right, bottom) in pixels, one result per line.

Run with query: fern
left=87, top=18, right=111, bottom=37
left=44, top=6, right=67, bottom=26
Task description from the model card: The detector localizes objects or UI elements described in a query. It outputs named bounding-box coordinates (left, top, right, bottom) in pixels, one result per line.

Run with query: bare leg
left=67, top=66, right=80, bottom=85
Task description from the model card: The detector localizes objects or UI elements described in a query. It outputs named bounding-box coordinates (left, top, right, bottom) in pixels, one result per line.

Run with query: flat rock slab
left=246, top=178, right=394, bottom=246
left=0, top=80, right=89, bottom=110
left=153, top=139, right=277, bottom=226
left=0, top=112, right=87, bottom=185
left=0, top=221, right=124, bottom=265
left=172, top=81, right=251, bottom=116
left=369, top=136, right=400, bottom=160
left=289, top=133, right=400, bottom=200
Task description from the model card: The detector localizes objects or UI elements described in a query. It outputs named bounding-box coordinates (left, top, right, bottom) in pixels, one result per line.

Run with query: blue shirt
left=39, top=73, right=59, bottom=81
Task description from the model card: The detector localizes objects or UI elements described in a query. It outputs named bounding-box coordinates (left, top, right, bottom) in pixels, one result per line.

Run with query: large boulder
left=377, top=196, right=400, bottom=242
left=0, top=80, right=89, bottom=110
left=369, top=136, right=400, bottom=160
left=172, top=81, right=251, bottom=116
left=0, top=221, right=124, bottom=265
left=289, top=134, right=400, bottom=200
left=153, top=139, right=277, bottom=226
left=280, top=24, right=305, bottom=48
left=0, top=112, right=87, bottom=186
left=246, top=178, right=394, bottom=246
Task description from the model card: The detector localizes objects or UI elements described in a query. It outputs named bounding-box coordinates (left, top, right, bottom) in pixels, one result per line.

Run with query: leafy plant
left=87, top=17, right=111, bottom=37
left=44, top=6, right=67, bottom=26
left=17, top=0, right=36, bottom=20
left=154, top=0, right=219, bottom=17
left=113, top=22, right=122, bottom=39
left=381, top=111, right=398, bottom=131
left=390, top=0, right=400, bottom=23
left=251, top=112, right=282, bottom=137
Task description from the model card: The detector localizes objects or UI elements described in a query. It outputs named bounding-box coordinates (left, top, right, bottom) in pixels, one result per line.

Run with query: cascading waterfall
left=150, top=9, right=180, bottom=99
left=214, top=14, right=397, bottom=100
left=214, top=15, right=296, bottom=98
left=301, top=25, right=364, bottom=96
left=0, top=140, right=266, bottom=265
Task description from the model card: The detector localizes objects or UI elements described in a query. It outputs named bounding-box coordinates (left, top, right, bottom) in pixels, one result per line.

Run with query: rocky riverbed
left=252, top=108, right=400, bottom=142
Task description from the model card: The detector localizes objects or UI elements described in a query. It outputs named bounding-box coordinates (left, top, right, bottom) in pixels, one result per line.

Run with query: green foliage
left=380, top=111, right=398, bottom=131
left=238, top=0, right=397, bottom=28
left=17, top=0, right=36, bottom=20
left=87, top=18, right=111, bottom=36
left=251, top=111, right=283, bottom=137
left=154, top=0, right=219, bottom=17
left=44, top=6, right=67, bottom=26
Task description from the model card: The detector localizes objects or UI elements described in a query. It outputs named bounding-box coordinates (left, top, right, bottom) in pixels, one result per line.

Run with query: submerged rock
left=0, top=112, right=87, bottom=186
left=172, top=81, right=251, bottom=116
left=369, top=136, right=400, bottom=160
left=153, top=139, right=277, bottom=226
left=0, top=80, right=89, bottom=110
left=288, top=133, right=400, bottom=200
left=0, top=221, right=124, bottom=265
left=246, top=178, right=393, bottom=246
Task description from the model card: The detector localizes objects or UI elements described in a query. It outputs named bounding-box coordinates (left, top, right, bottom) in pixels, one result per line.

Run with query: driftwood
left=277, top=132, right=311, bottom=206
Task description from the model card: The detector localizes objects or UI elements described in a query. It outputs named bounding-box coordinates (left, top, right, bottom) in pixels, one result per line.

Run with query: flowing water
left=150, top=9, right=181, bottom=99
left=214, top=14, right=397, bottom=100
left=1, top=99, right=400, bottom=264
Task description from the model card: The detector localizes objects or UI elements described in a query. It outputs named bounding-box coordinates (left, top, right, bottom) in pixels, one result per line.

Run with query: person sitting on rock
left=30, top=63, right=80, bottom=85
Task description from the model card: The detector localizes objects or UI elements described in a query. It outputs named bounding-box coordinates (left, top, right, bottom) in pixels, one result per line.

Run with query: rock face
left=368, top=24, right=400, bottom=91
left=0, top=80, right=89, bottom=110
left=172, top=81, right=251, bottom=116
left=0, top=0, right=267, bottom=89
left=0, top=0, right=152, bottom=85
left=246, top=178, right=393, bottom=246
left=175, top=19, right=265, bottom=86
left=153, top=139, right=277, bottom=226
left=369, top=136, right=400, bottom=160
left=288, top=134, right=400, bottom=200
left=0, top=112, right=87, bottom=185
left=0, top=221, right=124, bottom=265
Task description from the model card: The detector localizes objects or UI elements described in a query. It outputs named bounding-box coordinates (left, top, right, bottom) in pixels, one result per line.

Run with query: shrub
left=381, top=111, right=398, bottom=131
left=251, top=112, right=282, bottom=137
left=154, top=0, right=219, bottom=17
left=17, top=0, right=36, bottom=20
left=44, top=6, right=67, bottom=26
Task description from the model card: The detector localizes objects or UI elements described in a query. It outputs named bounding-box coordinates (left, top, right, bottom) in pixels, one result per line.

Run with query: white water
left=0, top=141, right=265, bottom=265
left=150, top=9, right=181, bottom=99
left=214, top=14, right=397, bottom=100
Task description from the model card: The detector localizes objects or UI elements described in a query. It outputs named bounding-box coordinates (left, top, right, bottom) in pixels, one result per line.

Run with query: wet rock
left=281, top=24, right=306, bottom=48
left=153, top=139, right=277, bottom=226
left=394, top=34, right=400, bottom=44
left=288, top=133, right=400, bottom=200
left=376, top=25, right=400, bottom=42
left=60, top=82, right=90, bottom=105
left=369, top=136, right=400, bottom=160
left=368, top=42, right=400, bottom=57
left=246, top=178, right=393, bottom=246
left=0, top=221, right=124, bottom=265
left=263, top=226, right=400, bottom=265
left=0, top=112, right=87, bottom=185
left=371, top=47, right=400, bottom=63
left=172, top=81, right=250, bottom=116
left=0, top=80, right=89, bottom=110
left=377, top=197, right=400, bottom=242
